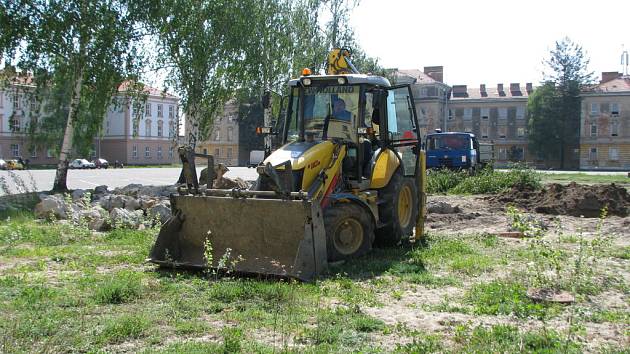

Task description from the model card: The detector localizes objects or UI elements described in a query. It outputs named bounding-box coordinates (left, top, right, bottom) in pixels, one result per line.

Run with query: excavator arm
left=326, top=48, right=360, bottom=75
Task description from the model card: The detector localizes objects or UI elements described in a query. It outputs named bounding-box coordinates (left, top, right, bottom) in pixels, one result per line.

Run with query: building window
left=145, top=119, right=151, bottom=137
left=145, top=146, right=151, bottom=158
left=9, top=116, right=20, bottom=132
left=227, top=147, right=233, bottom=159
left=106, top=120, right=110, bottom=135
left=516, top=106, right=525, bottom=119
left=590, top=103, right=599, bottom=115
left=0, top=114, right=3, bottom=132
left=157, top=146, right=163, bottom=159
left=169, top=105, right=174, bottom=119
left=481, top=108, right=490, bottom=119
left=481, top=126, right=489, bottom=139
left=157, top=104, right=163, bottom=117
left=497, top=147, right=507, bottom=160
left=133, top=120, right=139, bottom=137
left=169, top=146, right=174, bottom=158
left=610, top=120, right=619, bottom=137
left=463, top=108, right=472, bottom=120
left=157, top=120, right=163, bottom=137
left=169, top=121, right=175, bottom=137
left=0, top=92, right=3, bottom=108
left=498, top=126, right=506, bottom=139
left=589, top=147, right=597, bottom=161
left=227, top=127, right=234, bottom=141
left=214, top=148, right=220, bottom=157
left=517, top=127, right=525, bottom=137
left=608, top=147, right=619, bottom=161
left=202, top=148, right=208, bottom=155
left=132, top=145, right=138, bottom=158
left=590, top=124, right=597, bottom=137
left=46, top=148, right=54, bottom=158
left=448, top=109, right=453, bottom=120
left=214, top=129, right=221, bottom=141
left=498, top=108, right=508, bottom=120
left=611, top=103, right=620, bottom=116
left=145, top=102, right=151, bottom=116
left=13, top=94, right=21, bottom=110
left=30, top=147, right=37, bottom=158
left=11, top=144, right=19, bottom=157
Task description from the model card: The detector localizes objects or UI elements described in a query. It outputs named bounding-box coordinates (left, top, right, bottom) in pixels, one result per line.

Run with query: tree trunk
left=52, top=66, right=84, bottom=192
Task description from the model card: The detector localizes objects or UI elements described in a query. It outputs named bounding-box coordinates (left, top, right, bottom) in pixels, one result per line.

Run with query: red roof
left=118, top=81, right=178, bottom=99
left=590, top=76, right=630, bottom=93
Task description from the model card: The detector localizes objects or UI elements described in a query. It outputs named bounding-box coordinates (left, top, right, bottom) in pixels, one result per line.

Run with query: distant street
left=1, top=167, right=627, bottom=194
left=0, top=167, right=259, bottom=193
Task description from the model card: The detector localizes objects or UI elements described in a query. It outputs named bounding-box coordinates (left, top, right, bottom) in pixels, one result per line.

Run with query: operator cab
left=276, top=74, right=420, bottom=190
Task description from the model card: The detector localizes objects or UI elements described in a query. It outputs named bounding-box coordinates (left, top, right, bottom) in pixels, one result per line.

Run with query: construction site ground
left=0, top=182, right=628, bottom=352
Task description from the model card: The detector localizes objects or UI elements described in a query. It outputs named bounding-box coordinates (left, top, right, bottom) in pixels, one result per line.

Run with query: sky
left=349, top=0, right=630, bottom=87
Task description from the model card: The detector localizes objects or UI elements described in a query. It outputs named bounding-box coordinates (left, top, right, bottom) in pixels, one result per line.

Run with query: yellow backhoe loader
left=149, top=48, right=427, bottom=281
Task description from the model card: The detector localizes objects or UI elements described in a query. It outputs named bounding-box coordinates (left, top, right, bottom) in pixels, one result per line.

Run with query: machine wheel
left=324, top=202, right=374, bottom=262
left=375, top=171, right=418, bottom=246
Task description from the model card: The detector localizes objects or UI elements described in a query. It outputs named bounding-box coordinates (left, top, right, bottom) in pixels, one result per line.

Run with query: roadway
left=0, top=167, right=259, bottom=193
left=0, top=167, right=627, bottom=194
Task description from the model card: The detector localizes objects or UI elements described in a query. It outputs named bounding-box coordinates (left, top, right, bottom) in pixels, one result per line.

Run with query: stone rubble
left=32, top=184, right=182, bottom=231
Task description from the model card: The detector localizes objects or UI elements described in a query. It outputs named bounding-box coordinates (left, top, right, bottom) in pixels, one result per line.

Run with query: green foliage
left=394, top=335, right=443, bottom=353
left=93, top=271, right=143, bottom=304
left=427, top=164, right=541, bottom=195
left=1, top=0, right=145, bottom=191
left=449, top=164, right=541, bottom=194
left=528, top=37, right=595, bottom=168
left=426, top=169, right=468, bottom=194
left=99, top=314, right=150, bottom=344
left=454, top=324, right=580, bottom=353
left=466, top=281, right=558, bottom=319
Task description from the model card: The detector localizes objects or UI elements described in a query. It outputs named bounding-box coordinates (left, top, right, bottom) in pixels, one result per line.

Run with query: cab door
left=382, top=85, right=421, bottom=177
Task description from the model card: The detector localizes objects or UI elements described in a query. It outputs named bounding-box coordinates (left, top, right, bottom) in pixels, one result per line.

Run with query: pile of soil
left=491, top=182, right=630, bottom=217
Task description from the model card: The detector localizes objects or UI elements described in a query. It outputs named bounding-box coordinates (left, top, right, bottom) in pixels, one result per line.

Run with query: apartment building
left=99, top=82, right=180, bottom=165
left=579, top=72, right=630, bottom=170
left=0, top=76, right=65, bottom=164
left=394, top=67, right=450, bottom=137
left=0, top=78, right=180, bottom=165
left=447, top=83, right=533, bottom=166
left=195, top=100, right=240, bottom=166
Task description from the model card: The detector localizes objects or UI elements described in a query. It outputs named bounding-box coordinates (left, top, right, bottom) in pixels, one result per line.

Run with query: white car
left=69, top=159, right=96, bottom=169
left=0, top=159, right=6, bottom=170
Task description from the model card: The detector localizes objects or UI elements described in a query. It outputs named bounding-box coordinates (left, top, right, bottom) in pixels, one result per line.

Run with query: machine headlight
left=337, top=77, right=347, bottom=85
left=302, top=78, right=311, bottom=86
left=461, top=156, right=467, bottom=162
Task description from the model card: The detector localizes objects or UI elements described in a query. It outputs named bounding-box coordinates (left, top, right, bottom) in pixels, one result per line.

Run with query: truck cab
left=425, top=132, right=481, bottom=171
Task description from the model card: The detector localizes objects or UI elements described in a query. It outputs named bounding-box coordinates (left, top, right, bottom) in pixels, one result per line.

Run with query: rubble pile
left=33, top=184, right=177, bottom=231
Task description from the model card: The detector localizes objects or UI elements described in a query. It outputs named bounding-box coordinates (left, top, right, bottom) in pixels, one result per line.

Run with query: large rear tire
left=324, top=202, right=374, bottom=262
left=375, top=171, right=418, bottom=246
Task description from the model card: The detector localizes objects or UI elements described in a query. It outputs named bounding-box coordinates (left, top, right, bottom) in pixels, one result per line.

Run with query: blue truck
left=425, top=131, right=494, bottom=172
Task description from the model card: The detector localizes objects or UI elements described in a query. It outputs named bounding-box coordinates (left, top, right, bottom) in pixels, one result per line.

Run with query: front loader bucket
left=148, top=195, right=328, bottom=281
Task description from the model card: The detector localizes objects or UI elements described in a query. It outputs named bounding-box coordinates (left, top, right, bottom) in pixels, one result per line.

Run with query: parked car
left=6, top=159, right=25, bottom=170
left=92, top=158, right=109, bottom=169
left=0, top=159, right=6, bottom=170
left=69, top=159, right=96, bottom=169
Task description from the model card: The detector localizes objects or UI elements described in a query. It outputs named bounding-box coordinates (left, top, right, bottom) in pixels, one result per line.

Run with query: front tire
left=324, top=202, right=374, bottom=262
left=375, top=171, right=418, bottom=246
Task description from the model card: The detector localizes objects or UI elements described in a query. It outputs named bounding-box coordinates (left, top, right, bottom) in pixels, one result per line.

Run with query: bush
left=427, top=164, right=541, bottom=195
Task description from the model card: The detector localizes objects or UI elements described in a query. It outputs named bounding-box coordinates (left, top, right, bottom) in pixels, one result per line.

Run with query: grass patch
left=99, top=314, right=150, bottom=344
left=465, top=280, right=561, bottom=319
left=454, top=324, right=580, bottom=353
left=541, top=173, right=630, bottom=185
left=93, top=271, right=143, bottom=304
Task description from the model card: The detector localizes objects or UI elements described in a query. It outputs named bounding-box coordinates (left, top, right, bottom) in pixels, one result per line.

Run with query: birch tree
left=0, top=0, right=142, bottom=191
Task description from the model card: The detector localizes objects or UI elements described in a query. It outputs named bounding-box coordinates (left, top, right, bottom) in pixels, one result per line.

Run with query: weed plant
left=427, top=163, right=541, bottom=194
